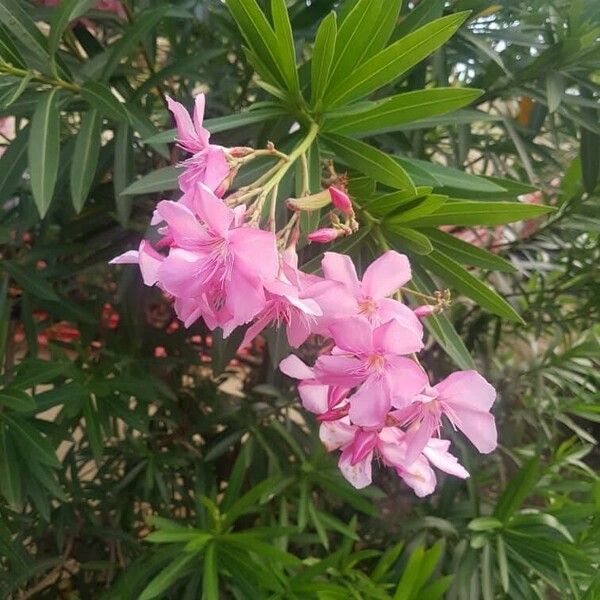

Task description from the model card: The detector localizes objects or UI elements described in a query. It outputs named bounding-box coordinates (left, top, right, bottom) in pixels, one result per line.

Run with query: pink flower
left=314, top=317, right=427, bottom=427
left=393, top=370, right=497, bottom=464
left=280, top=354, right=350, bottom=416
left=166, top=94, right=230, bottom=194
left=413, top=305, right=435, bottom=318
left=154, top=183, right=278, bottom=334
left=307, top=228, right=343, bottom=243
left=110, top=240, right=164, bottom=287
left=40, top=0, right=125, bottom=19
left=240, top=252, right=323, bottom=349
left=308, top=251, right=423, bottom=339
left=320, top=421, right=468, bottom=492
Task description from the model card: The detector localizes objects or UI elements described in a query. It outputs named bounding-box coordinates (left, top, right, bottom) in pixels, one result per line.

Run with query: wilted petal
left=320, top=420, right=355, bottom=452
left=339, top=446, right=372, bottom=489
left=423, top=439, right=469, bottom=479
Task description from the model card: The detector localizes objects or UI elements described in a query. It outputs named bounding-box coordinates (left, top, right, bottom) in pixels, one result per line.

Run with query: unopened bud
left=414, top=305, right=436, bottom=318
left=308, top=228, right=343, bottom=243
left=227, top=146, right=254, bottom=158
left=329, top=186, right=353, bottom=215
left=286, top=189, right=332, bottom=212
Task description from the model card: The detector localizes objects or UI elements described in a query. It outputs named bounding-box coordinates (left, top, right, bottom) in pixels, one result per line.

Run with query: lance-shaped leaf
left=310, top=11, right=337, bottom=105
left=0, top=23, right=25, bottom=68
left=28, top=89, right=61, bottom=218
left=271, top=0, right=300, bottom=98
left=323, top=88, right=483, bottom=136
left=0, top=0, right=49, bottom=65
left=323, top=12, right=470, bottom=108
left=419, top=250, right=524, bottom=322
left=122, top=166, right=179, bottom=196
left=323, top=133, right=415, bottom=192
left=71, top=108, right=102, bottom=213
left=81, top=81, right=129, bottom=123
left=49, top=0, right=96, bottom=57
left=0, top=124, right=28, bottom=203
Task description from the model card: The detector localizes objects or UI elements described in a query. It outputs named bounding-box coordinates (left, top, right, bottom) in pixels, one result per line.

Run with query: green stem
left=0, top=62, right=79, bottom=93
left=261, top=121, right=319, bottom=198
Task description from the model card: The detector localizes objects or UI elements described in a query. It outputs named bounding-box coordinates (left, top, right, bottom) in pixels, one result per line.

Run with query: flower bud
left=308, top=228, right=343, bottom=243
left=286, top=189, right=332, bottom=212
left=414, top=305, right=436, bottom=318
left=328, top=186, right=353, bottom=215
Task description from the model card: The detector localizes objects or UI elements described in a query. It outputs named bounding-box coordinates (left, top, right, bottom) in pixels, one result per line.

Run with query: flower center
left=358, top=296, right=377, bottom=316
left=366, top=353, right=386, bottom=372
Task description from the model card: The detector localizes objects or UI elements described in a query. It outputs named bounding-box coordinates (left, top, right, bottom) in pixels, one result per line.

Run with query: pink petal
left=397, top=456, right=436, bottom=497
left=314, top=354, right=365, bottom=386
left=361, top=251, right=411, bottom=299
left=375, top=298, right=424, bottom=339
left=138, top=240, right=164, bottom=286
left=339, top=446, right=372, bottom=489
left=286, top=314, right=313, bottom=348
left=230, top=227, right=279, bottom=282
left=350, top=429, right=378, bottom=464
left=348, top=375, right=391, bottom=428
left=372, top=318, right=423, bottom=355
left=158, top=249, right=205, bottom=297
left=321, top=252, right=360, bottom=292
left=109, top=250, right=139, bottom=264
left=239, top=310, right=273, bottom=350
left=166, top=96, right=200, bottom=153
left=279, top=355, right=314, bottom=380
left=298, top=382, right=329, bottom=414
left=319, top=420, right=355, bottom=452
left=435, top=370, right=496, bottom=412
left=156, top=200, right=207, bottom=248
left=403, top=413, right=437, bottom=465
left=193, top=182, right=233, bottom=237
left=329, top=317, right=373, bottom=354
left=453, top=408, right=497, bottom=454
left=224, top=271, right=266, bottom=326
left=386, top=356, right=428, bottom=407
left=203, top=146, right=230, bottom=193
left=192, top=94, right=209, bottom=145
left=423, top=439, right=469, bottom=479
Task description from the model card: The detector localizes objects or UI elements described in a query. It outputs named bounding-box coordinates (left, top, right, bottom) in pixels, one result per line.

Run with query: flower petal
left=339, top=446, right=372, bottom=489
left=329, top=317, right=373, bottom=354
left=373, top=318, right=423, bottom=355
left=321, top=252, right=360, bottom=291
left=279, top=355, right=314, bottom=380
left=156, top=200, right=207, bottom=248
left=193, top=182, right=233, bottom=237
left=348, top=375, right=391, bottom=428
left=361, top=250, right=411, bottom=298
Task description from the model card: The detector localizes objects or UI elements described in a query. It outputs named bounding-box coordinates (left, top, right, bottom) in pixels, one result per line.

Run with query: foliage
left=0, top=0, right=598, bottom=598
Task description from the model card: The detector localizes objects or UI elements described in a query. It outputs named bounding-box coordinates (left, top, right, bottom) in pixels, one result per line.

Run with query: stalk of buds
left=111, top=93, right=497, bottom=496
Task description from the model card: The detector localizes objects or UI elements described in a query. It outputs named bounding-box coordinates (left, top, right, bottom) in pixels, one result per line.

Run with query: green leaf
left=225, top=0, right=286, bottom=90
left=70, top=108, right=102, bottom=213
left=0, top=261, right=59, bottom=301
left=13, top=359, right=68, bottom=389
left=0, top=0, right=49, bottom=65
left=468, top=517, right=503, bottom=532
left=0, top=275, right=10, bottom=368
left=310, top=11, right=337, bottom=105
left=114, top=123, right=134, bottom=225
left=419, top=250, right=524, bottom=322
left=271, top=0, right=300, bottom=98
left=102, top=6, right=168, bottom=79
left=0, top=426, right=22, bottom=509
left=496, top=536, right=509, bottom=593
left=1, top=414, right=61, bottom=468
left=323, top=12, right=470, bottom=108
left=385, top=195, right=447, bottom=224
left=49, top=0, right=96, bottom=57
left=393, top=544, right=425, bottom=600
left=223, top=536, right=301, bottom=566
left=385, top=226, right=434, bottom=255
left=411, top=264, right=474, bottom=369
left=581, top=125, right=600, bottom=194
left=324, top=88, right=483, bottom=136
left=545, top=72, right=564, bottom=114
left=425, top=229, right=516, bottom=272
left=202, top=542, right=219, bottom=600
left=493, top=457, right=540, bottom=522
left=82, top=398, right=103, bottom=461
left=419, top=576, right=453, bottom=600
left=397, top=157, right=506, bottom=192
left=0, top=23, right=25, bottom=68
left=139, top=552, right=197, bottom=600
left=401, top=201, right=553, bottom=227
left=323, top=133, right=415, bottom=192
left=366, top=187, right=432, bottom=217
left=0, top=123, right=28, bottom=203
left=122, top=166, right=179, bottom=196
left=81, top=81, right=129, bottom=123
left=0, top=389, right=36, bottom=412
left=28, top=89, right=60, bottom=218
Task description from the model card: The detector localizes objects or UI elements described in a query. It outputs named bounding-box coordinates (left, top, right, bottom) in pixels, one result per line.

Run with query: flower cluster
left=112, top=94, right=497, bottom=496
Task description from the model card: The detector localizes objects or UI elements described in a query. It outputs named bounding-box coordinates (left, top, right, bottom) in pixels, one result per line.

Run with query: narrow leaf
left=323, top=133, right=415, bottom=192
left=310, top=11, right=337, bottom=105
left=28, top=89, right=60, bottom=218
left=70, top=108, right=102, bottom=212
left=1, top=414, right=61, bottom=468
left=81, top=81, right=129, bottom=123
left=122, top=166, right=179, bottom=196
left=0, top=261, right=59, bottom=301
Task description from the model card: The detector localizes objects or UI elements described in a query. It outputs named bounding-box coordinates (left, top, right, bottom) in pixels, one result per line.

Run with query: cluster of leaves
left=0, top=0, right=598, bottom=598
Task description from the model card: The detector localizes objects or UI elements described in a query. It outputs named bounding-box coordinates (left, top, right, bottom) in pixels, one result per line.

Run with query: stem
left=300, top=151, right=310, bottom=195
left=400, top=287, right=437, bottom=302
left=262, top=121, right=319, bottom=198
left=0, top=62, right=79, bottom=93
